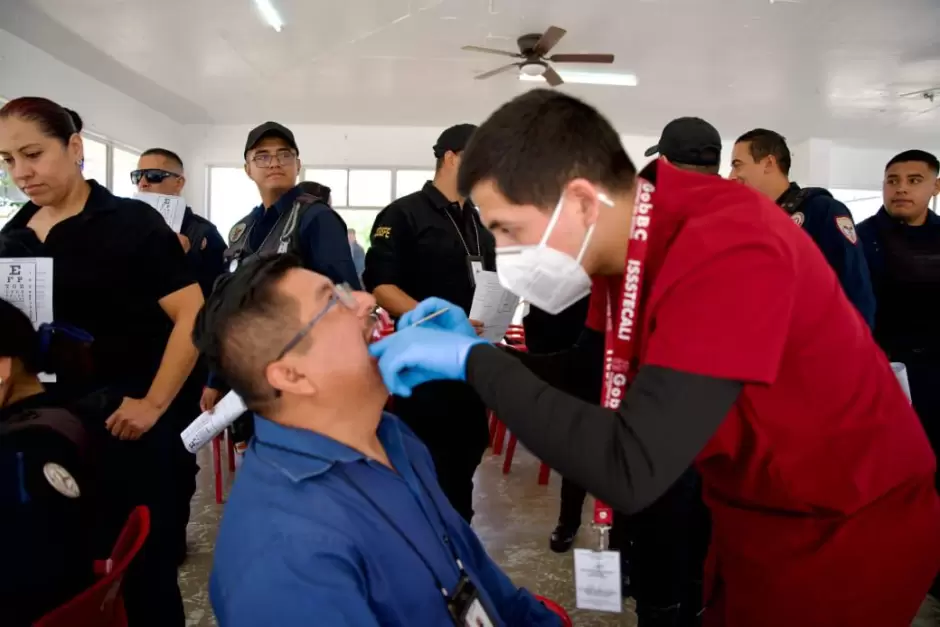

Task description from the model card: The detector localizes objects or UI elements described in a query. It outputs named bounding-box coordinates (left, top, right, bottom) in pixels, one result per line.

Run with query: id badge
left=466, top=255, right=484, bottom=286
left=573, top=548, right=622, bottom=613
left=447, top=574, right=494, bottom=627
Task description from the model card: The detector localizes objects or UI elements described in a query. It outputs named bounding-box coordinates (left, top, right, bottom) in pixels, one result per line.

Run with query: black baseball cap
left=433, top=123, right=477, bottom=158
left=644, top=117, right=722, bottom=166
left=244, top=122, right=299, bottom=158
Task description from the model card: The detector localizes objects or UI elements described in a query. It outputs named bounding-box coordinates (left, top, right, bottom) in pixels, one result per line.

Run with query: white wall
left=0, top=29, right=186, bottom=158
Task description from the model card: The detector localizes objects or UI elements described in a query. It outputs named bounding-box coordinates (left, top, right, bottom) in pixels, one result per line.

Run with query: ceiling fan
left=462, top=26, right=615, bottom=87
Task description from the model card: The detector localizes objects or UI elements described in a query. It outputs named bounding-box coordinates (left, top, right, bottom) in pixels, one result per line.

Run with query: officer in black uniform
left=730, top=128, right=876, bottom=327
left=363, top=123, right=496, bottom=523
left=134, top=148, right=227, bottom=298
left=202, top=124, right=361, bottom=416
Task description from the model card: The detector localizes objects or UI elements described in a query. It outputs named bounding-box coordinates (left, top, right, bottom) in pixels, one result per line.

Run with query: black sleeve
left=300, top=207, right=363, bottom=290
left=466, top=344, right=741, bottom=514
left=133, top=208, right=197, bottom=301
left=362, top=205, right=413, bottom=292
left=503, top=328, right=604, bottom=401
left=192, top=226, right=228, bottom=299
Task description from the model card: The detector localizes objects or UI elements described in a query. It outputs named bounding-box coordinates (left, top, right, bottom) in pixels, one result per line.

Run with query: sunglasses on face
left=131, top=169, right=181, bottom=185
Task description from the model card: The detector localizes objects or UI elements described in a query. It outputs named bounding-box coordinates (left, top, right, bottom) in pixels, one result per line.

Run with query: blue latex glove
left=398, top=297, right=478, bottom=339
left=368, top=326, right=485, bottom=397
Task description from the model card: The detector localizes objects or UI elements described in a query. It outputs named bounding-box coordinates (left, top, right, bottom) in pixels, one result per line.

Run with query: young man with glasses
left=201, top=123, right=362, bottom=416
left=197, top=254, right=561, bottom=627
left=134, top=148, right=227, bottom=298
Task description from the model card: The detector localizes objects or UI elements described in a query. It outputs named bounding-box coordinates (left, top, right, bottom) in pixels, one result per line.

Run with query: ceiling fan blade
left=542, top=66, right=564, bottom=87
left=533, top=26, right=567, bottom=57
left=474, top=63, right=521, bottom=80
left=461, top=45, right=522, bottom=58
left=549, top=53, right=615, bottom=64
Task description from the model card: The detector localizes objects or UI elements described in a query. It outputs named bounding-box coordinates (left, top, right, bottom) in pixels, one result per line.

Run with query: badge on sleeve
left=791, top=212, right=805, bottom=227
left=374, top=226, right=392, bottom=239
left=835, top=216, right=858, bottom=244
left=43, top=462, right=80, bottom=498
left=229, top=222, right=247, bottom=245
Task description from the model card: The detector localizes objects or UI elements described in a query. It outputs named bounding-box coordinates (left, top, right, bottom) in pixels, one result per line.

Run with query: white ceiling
left=4, top=0, right=940, bottom=143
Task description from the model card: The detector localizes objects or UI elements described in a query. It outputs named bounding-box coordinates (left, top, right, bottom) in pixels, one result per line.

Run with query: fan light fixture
left=519, top=71, right=638, bottom=87
left=254, top=0, right=284, bottom=32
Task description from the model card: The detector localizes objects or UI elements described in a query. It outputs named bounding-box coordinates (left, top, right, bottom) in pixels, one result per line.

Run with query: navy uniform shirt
left=210, top=413, right=561, bottom=627
left=235, top=185, right=361, bottom=289
left=364, top=181, right=496, bottom=315
left=778, top=184, right=876, bottom=328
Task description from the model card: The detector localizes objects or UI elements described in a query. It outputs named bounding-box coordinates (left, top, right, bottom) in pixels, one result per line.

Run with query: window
left=348, top=169, right=392, bottom=207
left=111, top=147, right=140, bottom=199
left=208, top=166, right=261, bottom=242
left=830, top=189, right=883, bottom=223
left=304, top=169, right=348, bottom=207
left=0, top=168, right=28, bottom=230
left=395, top=170, right=434, bottom=199
left=81, top=136, right=108, bottom=185
left=338, top=209, right=382, bottom=250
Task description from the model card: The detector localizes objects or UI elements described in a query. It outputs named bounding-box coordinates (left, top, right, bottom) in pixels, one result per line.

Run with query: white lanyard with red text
left=594, top=176, right=657, bottom=548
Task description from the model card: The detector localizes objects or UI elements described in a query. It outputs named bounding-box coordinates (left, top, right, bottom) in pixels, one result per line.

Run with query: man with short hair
left=196, top=254, right=561, bottom=627
left=363, top=123, right=496, bottom=522
left=134, top=148, right=227, bottom=298
left=368, top=89, right=940, bottom=627
left=348, top=227, right=366, bottom=278
left=729, top=128, right=876, bottom=327
left=201, top=123, right=361, bottom=414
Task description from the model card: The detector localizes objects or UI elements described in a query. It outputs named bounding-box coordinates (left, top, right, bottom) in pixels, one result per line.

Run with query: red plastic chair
left=35, top=506, right=151, bottom=627
left=535, top=595, right=573, bottom=626
left=212, top=427, right=237, bottom=504
left=492, top=327, right=552, bottom=485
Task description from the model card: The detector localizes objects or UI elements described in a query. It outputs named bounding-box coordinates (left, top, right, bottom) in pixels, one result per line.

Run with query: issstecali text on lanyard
left=594, top=176, right=657, bottom=547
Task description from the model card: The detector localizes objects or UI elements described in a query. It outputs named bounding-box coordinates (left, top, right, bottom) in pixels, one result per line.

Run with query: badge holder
left=465, top=255, right=484, bottom=287
left=446, top=565, right=495, bottom=627
left=572, top=501, right=622, bottom=613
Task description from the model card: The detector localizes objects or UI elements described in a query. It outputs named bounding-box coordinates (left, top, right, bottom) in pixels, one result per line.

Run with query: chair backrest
left=534, top=595, right=572, bottom=627
left=34, top=506, right=150, bottom=627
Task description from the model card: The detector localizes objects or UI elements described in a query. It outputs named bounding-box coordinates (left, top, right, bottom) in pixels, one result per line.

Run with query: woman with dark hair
left=0, top=298, right=102, bottom=626
left=0, top=96, right=203, bottom=627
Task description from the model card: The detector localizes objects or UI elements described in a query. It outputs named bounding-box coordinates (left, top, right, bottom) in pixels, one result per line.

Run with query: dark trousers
left=392, top=381, right=490, bottom=522
left=96, top=396, right=198, bottom=627
left=907, top=360, right=940, bottom=598
left=558, top=470, right=710, bottom=626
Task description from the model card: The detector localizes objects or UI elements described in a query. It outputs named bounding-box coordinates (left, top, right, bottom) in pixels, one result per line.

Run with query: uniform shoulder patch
left=43, top=462, right=80, bottom=498
left=791, top=211, right=805, bottom=227
left=229, top=222, right=247, bottom=244
left=374, top=226, right=392, bottom=239
left=835, top=216, right=858, bottom=244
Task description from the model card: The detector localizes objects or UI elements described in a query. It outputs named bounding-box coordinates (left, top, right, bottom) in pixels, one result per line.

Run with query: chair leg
left=492, top=420, right=507, bottom=455
left=226, top=429, right=236, bottom=473
left=538, top=462, right=551, bottom=485
left=487, top=411, right=497, bottom=448
left=502, top=434, right=517, bottom=475
left=212, top=436, right=223, bottom=505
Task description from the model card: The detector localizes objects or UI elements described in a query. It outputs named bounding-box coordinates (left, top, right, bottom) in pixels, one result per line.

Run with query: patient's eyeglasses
left=273, top=283, right=357, bottom=361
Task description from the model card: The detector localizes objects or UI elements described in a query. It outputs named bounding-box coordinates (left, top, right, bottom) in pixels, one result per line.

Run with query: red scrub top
left=586, top=163, right=940, bottom=627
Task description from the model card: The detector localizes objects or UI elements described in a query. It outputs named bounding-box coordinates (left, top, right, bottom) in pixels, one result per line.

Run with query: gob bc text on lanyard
left=593, top=177, right=656, bottom=548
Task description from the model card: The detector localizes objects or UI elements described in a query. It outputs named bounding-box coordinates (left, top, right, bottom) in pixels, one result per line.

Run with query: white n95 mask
left=495, top=193, right=596, bottom=315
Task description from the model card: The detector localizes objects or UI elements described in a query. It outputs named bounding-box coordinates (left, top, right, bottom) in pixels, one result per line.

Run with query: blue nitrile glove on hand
left=398, top=297, right=478, bottom=339
left=368, top=326, right=485, bottom=397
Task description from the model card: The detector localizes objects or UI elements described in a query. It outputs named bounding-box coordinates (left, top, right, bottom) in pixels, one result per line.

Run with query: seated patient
left=195, top=254, right=560, bottom=627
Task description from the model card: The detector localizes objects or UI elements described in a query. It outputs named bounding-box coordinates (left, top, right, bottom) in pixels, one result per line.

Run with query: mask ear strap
left=539, top=194, right=567, bottom=246
left=573, top=192, right=611, bottom=262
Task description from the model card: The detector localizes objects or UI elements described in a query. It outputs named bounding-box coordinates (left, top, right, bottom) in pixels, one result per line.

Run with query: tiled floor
left=179, top=443, right=939, bottom=627
left=179, top=443, right=635, bottom=627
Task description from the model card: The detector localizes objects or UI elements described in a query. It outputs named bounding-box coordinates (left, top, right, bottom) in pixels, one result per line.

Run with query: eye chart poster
left=0, top=257, right=54, bottom=327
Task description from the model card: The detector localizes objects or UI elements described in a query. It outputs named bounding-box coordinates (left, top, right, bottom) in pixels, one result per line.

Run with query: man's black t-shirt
left=1, top=180, right=195, bottom=396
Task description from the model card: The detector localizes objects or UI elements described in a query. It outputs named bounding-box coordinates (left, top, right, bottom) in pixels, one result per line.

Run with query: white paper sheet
left=1, top=257, right=55, bottom=382
left=573, top=549, right=623, bottom=613
left=469, top=271, right=520, bottom=343
left=134, top=192, right=187, bottom=233
left=180, top=391, right=248, bottom=453
left=0, top=257, right=54, bottom=326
